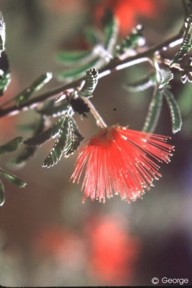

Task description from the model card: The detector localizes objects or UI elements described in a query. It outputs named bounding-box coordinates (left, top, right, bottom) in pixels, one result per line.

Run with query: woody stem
left=81, top=96, right=107, bottom=129
left=0, top=34, right=183, bottom=118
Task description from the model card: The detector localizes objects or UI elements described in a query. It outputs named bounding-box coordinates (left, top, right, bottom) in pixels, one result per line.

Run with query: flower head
left=71, top=125, right=174, bottom=203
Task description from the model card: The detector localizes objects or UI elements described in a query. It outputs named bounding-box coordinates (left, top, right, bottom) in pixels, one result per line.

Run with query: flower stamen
left=71, top=125, right=174, bottom=203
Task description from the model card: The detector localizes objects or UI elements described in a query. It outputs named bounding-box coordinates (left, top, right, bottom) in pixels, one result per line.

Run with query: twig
left=0, top=34, right=182, bottom=118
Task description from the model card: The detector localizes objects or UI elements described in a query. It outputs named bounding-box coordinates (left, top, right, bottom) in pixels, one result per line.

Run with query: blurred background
left=0, top=0, right=192, bottom=286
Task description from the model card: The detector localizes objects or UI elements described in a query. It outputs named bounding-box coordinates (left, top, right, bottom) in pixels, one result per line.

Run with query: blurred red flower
left=86, top=215, right=140, bottom=284
left=71, top=125, right=174, bottom=203
left=32, top=218, right=140, bottom=285
left=95, top=0, right=164, bottom=35
left=33, top=225, right=83, bottom=261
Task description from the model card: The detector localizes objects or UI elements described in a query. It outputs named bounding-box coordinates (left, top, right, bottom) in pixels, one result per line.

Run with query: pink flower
left=71, top=125, right=174, bottom=203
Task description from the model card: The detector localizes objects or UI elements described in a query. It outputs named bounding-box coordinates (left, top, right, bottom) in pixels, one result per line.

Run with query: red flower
left=71, top=125, right=174, bottom=203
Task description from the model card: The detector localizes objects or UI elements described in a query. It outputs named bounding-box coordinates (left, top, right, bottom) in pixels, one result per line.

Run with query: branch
left=0, top=33, right=182, bottom=118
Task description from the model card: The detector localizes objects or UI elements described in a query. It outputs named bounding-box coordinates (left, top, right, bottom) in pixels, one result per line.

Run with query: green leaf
left=0, top=168, right=27, bottom=188
left=115, top=25, right=144, bottom=56
left=158, top=68, right=174, bottom=89
left=42, top=117, right=68, bottom=168
left=163, top=89, right=182, bottom=133
left=25, top=130, right=53, bottom=146
left=25, top=117, right=64, bottom=146
left=56, top=50, right=92, bottom=65
left=31, top=72, right=52, bottom=91
left=79, top=68, right=98, bottom=98
left=57, top=58, right=101, bottom=81
left=0, top=137, right=23, bottom=155
left=0, top=13, right=10, bottom=96
left=14, top=117, right=45, bottom=165
left=171, top=33, right=192, bottom=65
left=13, top=146, right=36, bottom=166
left=0, top=52, right=10, bottom=96
left=0, top=72, right=10, bottom=95
left=64, top=117, right=83, bottom=157
left=0, top=12, right=6, bottom=53
left=42, top=116, right=83, bottom=167
left=0, top=180, right=5, bottom=206
left=15, top=72, right=52, bottom=106
left=84, top=27, right=102, bottom=46
left=104, top=13, right=118, bottom=53
left=124, top=74, right=156, bottom=93
left=142, top=90, right=163, bottom=133
left=38, top=99, right=70, bottom=117
left=171, top=4, right=192, bottom=66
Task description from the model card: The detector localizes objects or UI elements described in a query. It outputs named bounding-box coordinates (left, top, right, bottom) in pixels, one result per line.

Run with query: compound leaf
left=0, top=168, right=27, bottom=188
left=0, top=180, right=5, bottom=206
left=115, top=25, right=145, bottom=57
left=15, top=72, right=52, bottom=106
left=163, top=89, right=182, bottom=133
left=42, top=117, right=68, bottom=168
left=79, top=68, right=98, bottom=98
left=0, top=137, right=23, bottom=155
left=64, top=117, right=83, bottom=158
left=14, top=117, right=45, bottom=165
left=56, top=50, right=92, bottom=65
left=171, top=25, right=192, bottom=65
left=0, top=51, right=10, bottom=96
left=13, top=146, right=36, bottom=167
left=124, top=74, right=156, bottom=93
left=25, top=117, right=64, bottom=146
left=42, top=116, right=83, bottom=168
left=142, top=90, right=163, bottom=133
left=38, top=99, right=70, bottom=117
left=158, top=68, right=174, bottom=89
left=57, top=58, right=101, bottom=81
left=0, top=12, right=6, bottom=53
left=104, top=12, right=119, bottom=53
